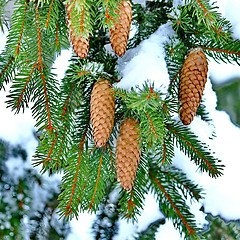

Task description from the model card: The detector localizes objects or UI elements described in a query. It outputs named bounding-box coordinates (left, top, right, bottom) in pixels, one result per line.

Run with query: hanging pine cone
left=115, top=118, right=141, bottom=191
left=90, top=79, right=115, bottom=148
left=66, top=3, right=89, bottom=59
left=70, top=34, right=89, bottom=59
left=178, top=48, right=208, bottom=125
left=109, top=0, right=132, bottom=56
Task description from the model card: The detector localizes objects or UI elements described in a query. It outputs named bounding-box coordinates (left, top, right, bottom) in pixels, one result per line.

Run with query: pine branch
left=149, top=171, right=199, bottom=238
left=114, top=84, right=167, bottom=155
left=57, top=115, right=90, bottom=220
left=166, top=120, right=224, bottom=177
left=65, top=0, right=94, bottom=39
left=97, top=0, right=122, bottom=30
left=118, top=153, right=149, bottom=220
left=159, top=166, right=203, bottom=201
left=136, top=218, right=165, bottom=240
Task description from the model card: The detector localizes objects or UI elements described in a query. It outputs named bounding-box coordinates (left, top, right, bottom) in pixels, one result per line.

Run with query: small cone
left=178, top=48, right=208, bottom=125
left=66, top=3, right=89, bottom=59
left=90, top=79, right=115, bottom=148
left=110, top=0, right=132, bottom=56
left=115, top=118, right=141, bottom=191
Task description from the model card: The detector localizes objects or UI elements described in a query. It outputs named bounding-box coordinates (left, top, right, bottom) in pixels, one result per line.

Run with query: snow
left=155, top=219, right=183, bottom=240
left=209, top=59, right=240, bottom=84
left=117, top=23, right=174, bottom=93
left=5, top=156, right=28, bottom=180
left=137, top=193, right=164, bottom=232
left=67, top=213, right=96, bottom=240
left=52, top=50, right=72, bottom=81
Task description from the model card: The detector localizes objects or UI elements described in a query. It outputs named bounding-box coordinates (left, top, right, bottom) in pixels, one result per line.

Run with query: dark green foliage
left=128, top=0, right=173, bottom=49
left=213, top=78, right=240, bottom=127
left=91, top=183, right=120, bottom=240
left=136, top=219, right=166, bottom=240
left=170, top=0, right=240, bottom=64
left=0, top=139, right=70, bottom=240
left=201, top=213, right=240, bottom=240
left=1, top=0, right=239, bottom=239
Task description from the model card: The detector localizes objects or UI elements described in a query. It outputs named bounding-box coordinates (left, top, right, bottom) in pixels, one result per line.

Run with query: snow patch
left=116, top=23, right=175, bottom=93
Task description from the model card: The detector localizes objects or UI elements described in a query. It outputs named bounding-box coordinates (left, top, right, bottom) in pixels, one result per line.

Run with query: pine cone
left=66, top=3, right=89, bottom=59
left=109, top=0, right=132, bottom=56
left=178, top=48, right=208, bottom=125
left=90, top=79, right=115, bottom=148
left=70, top=34, right=89, bottom=59
left=115, top=118, right=141, bottom=191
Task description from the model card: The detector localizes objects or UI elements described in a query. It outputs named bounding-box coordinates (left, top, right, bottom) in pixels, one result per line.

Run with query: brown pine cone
left=66, top=3, right=89, bottom=59
left=178, top=48, right=208, bottom=125
left=90, top=79, right=115, bottom=148
left=70, top=34, right=89, bottom=59
left=115, top=118, right=141, bottom=191
left=109, top=0, right=132, bottom=56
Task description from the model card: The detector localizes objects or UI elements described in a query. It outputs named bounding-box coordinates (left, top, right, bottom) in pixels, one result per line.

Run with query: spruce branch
left=118, top=153, right=149, bottom=220
left=149, top=170, right=199, bottom=238
left=1, top=0, right=237, bottom=238
left=166, top=120, right=224, bottom=177
left=97, top=0, right=122, bottom=30
left=158, top=133, right=175, bottom=165
left=113, top=84, right=168, bottom=156
left=33, top=58, right=98, bottom=172
left=57, top=114, right=90, bottom=220
left=164, top=40, right=187, bottom=96
left=65, top=0, right=94, bottom=39
left=158, top=166, right=203, bottom=201
left=87, top=146, right=115, bottom=211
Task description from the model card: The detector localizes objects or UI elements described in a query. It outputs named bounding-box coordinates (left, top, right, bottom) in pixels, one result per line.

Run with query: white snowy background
left=0, top=0, right=240, bottom=239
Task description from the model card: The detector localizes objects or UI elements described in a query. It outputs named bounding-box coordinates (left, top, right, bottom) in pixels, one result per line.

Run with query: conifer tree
left=0, top=139, right=70, bottom=239
left=1, top=0, right=239, bottom=238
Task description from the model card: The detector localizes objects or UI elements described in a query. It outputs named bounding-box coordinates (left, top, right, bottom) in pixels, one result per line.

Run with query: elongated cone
left=115, top=118, right=141, bottom=191
left=66, top=3, right=89, bottom=59
left=110, top=0, right=132, bottom=56
left=90, top=79, right=115, bottom=148
left=178, top=48, right=208, bottom=125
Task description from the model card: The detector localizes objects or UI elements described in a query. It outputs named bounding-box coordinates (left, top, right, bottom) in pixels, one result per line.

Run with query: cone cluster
left=90, top=79, right=115, bottom=148
left=115, top=118, right=141, bottom=191
left=178, top=48, right=208, bottom=125
left=66, top=3, right=89, bottom=59
left=110, top=0, right=132, bottom=56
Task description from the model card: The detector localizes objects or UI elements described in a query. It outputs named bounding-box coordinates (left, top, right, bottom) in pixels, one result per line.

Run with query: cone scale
left=178, top=48, right=208, bottom=125
left=109, top=0, right=132, bottom=56
left=90, top=79, right=115, bottom=148
left=115, top=118, right=141, bottom=191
